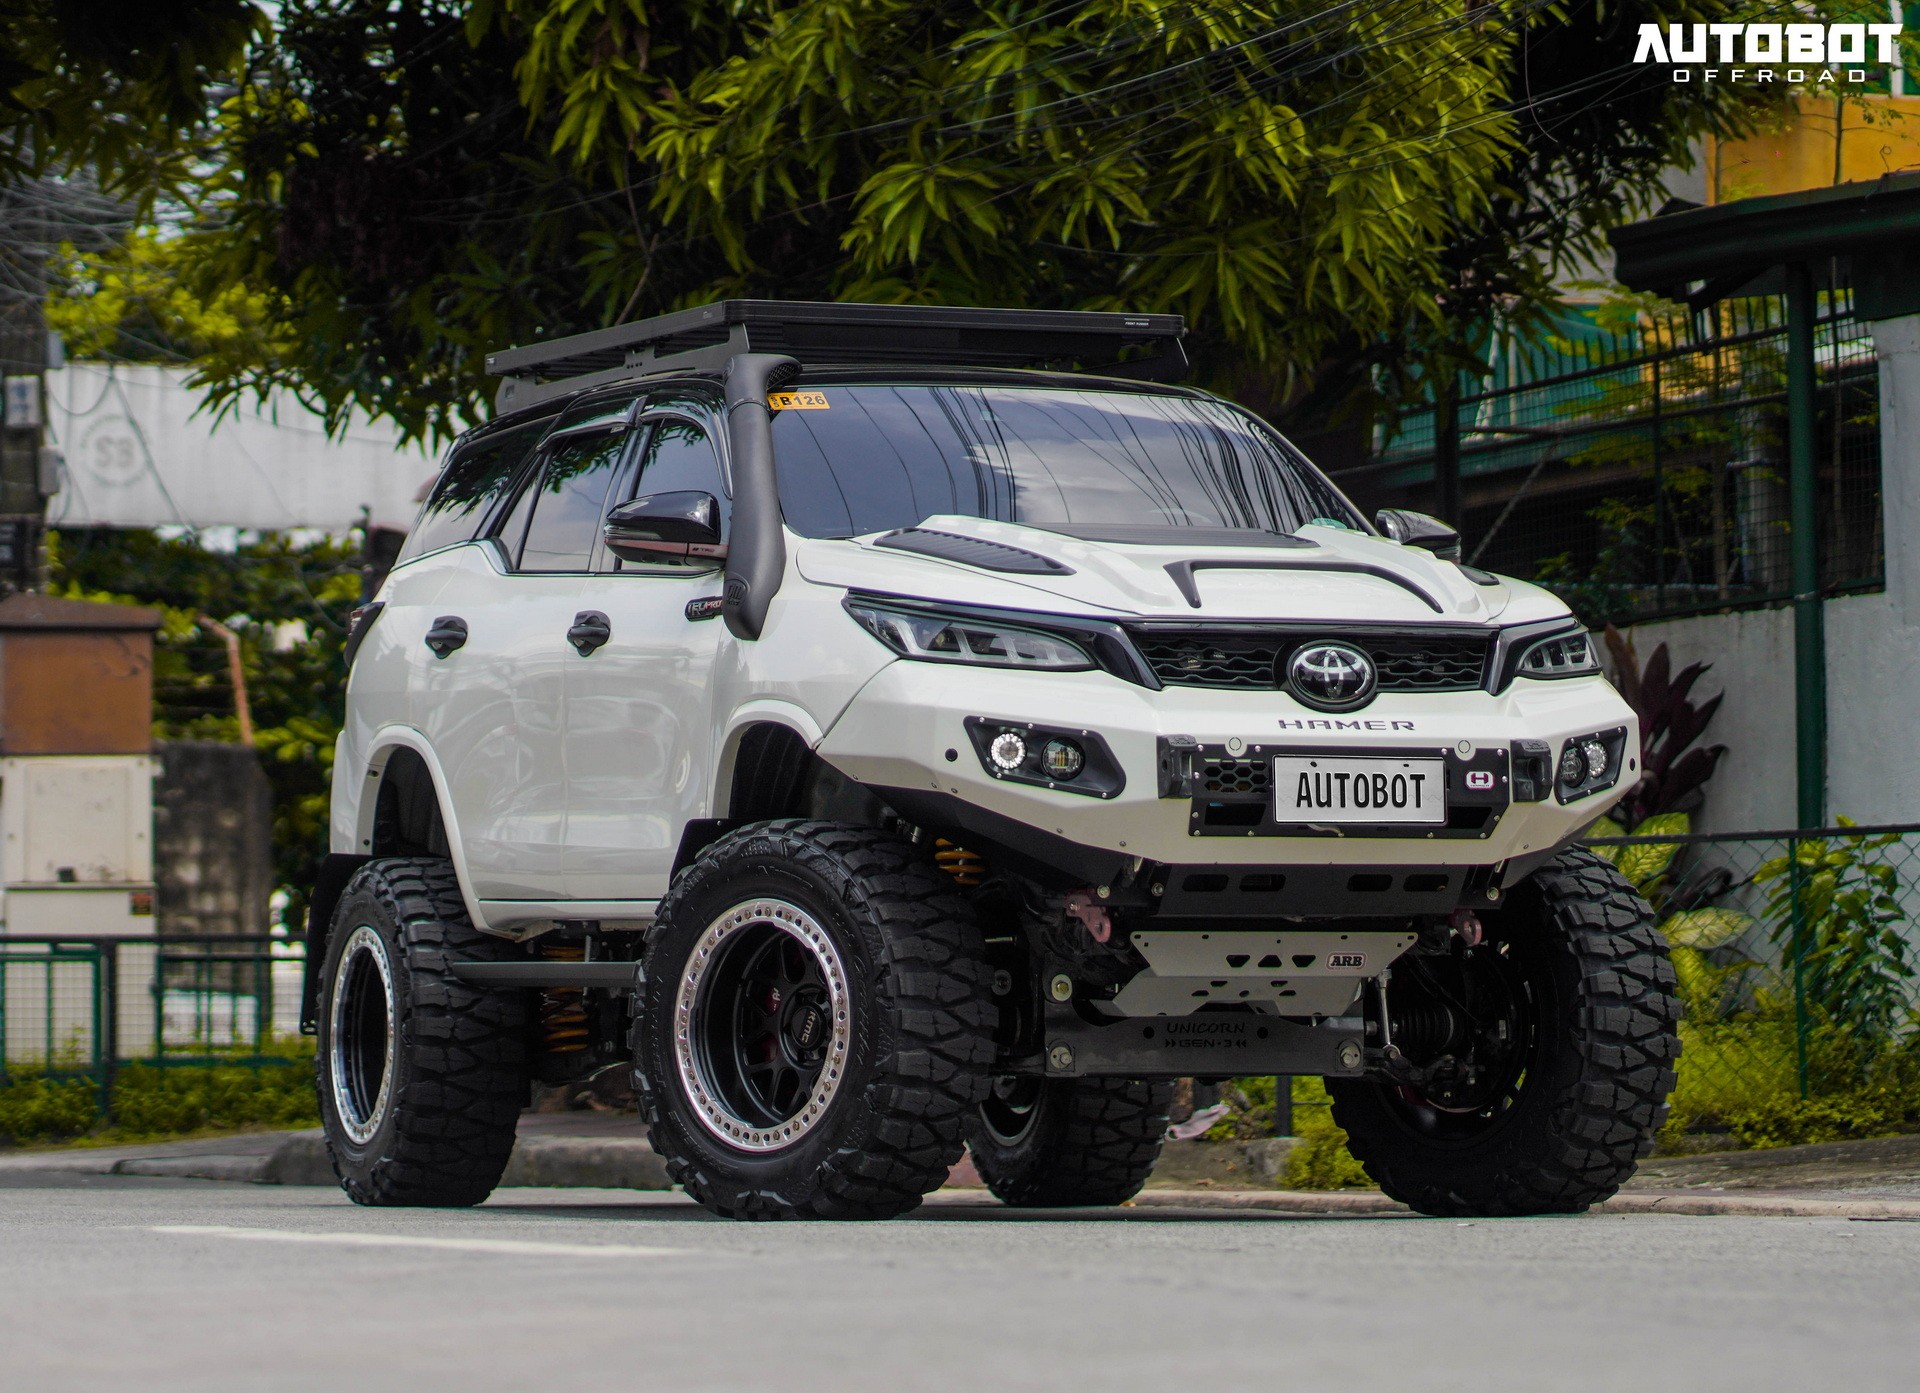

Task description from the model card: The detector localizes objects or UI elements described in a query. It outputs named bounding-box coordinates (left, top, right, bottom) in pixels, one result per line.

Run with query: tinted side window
left=631, top=418, right=724, bottom=504
left=518, top=430, right=632, bottom=572
left=397, top=418, right=551, bottom=563
left=607, top=418, right=728, bottom=572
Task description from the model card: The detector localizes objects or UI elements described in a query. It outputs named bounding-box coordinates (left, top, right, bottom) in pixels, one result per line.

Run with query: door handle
left=424, top=615, right=468, bottom=659
left=568, top=610, right=612, bottom=656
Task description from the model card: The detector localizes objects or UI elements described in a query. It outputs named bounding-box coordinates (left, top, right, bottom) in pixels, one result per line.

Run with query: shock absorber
left=539, top=940, right=591, bottom=1056
left=933, top=839, right=986, bottom=886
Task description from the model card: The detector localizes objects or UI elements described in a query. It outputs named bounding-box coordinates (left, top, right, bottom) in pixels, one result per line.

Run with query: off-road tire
left=316, top=857, right=528, bottom=1206
left=965, top=1078, right=1173, bottom=1207
left=1328, top=848, right=1681, bottom=1216
left=636, top=820, right=996, bottom=1220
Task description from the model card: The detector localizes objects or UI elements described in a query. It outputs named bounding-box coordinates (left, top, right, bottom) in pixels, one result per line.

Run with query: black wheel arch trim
left=301, top=852, right=373, bottom=1034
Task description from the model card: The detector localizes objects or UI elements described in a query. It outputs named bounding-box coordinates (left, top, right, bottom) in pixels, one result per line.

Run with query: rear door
left=415, top=414, right=636, bottom=900
left=560, top=392, right=730, bottom=900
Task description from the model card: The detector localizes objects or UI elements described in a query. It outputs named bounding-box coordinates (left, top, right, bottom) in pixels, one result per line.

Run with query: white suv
left=307, top=302, right=1679, bottom=1220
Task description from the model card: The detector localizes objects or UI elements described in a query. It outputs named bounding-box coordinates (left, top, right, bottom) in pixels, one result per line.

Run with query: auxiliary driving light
left=1041, top=738, right=1086, bottom=780
left=1580, top=739, right=1609, bottom=780
left=962, top=718, right=1126, bottom=799
left=1555, top=727, right=1629, bottom=803
left=988, top=731, right=1028, bottom=772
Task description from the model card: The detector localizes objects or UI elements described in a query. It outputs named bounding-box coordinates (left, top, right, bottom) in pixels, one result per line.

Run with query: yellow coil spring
left=933, top=839, right=986, bottom=887
left=539, top=941, right=591, bottom=1054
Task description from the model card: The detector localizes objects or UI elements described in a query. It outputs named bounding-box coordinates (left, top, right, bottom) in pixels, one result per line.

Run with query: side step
left=447, top=961, right=641, bottom=989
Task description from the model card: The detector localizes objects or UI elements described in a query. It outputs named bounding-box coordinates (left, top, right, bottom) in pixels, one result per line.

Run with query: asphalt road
left=2, top=1174, right=1916, bottom=1393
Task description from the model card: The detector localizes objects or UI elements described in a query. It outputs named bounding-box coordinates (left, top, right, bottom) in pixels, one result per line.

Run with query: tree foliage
left=0, top=0, right=261, bottom=189
left=29, top=0, right=1795, bottom=444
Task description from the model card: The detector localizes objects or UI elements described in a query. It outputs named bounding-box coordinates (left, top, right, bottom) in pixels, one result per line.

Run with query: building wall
left=153, top=741, right=274, bottom=937
left=1708, top=94, right=1920, bottom=202
left=1623, top=591, right=1920, bottom=833
left=44, top=362, right=436, bottom=534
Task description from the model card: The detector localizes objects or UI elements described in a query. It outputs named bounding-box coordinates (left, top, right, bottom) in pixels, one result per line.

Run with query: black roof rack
left=487, top=299, right=1187, bottom=412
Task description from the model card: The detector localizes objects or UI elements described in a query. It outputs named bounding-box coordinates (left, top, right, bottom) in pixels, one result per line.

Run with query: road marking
left=150, top=1225, right=683, bottom=1258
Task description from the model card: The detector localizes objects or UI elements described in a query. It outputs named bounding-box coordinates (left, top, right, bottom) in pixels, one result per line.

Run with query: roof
left=487, top=299, right=1190, bottom=413
left=1610, top=173, right=1920, bottom=317
left=0, top=593, right=163, bottom=632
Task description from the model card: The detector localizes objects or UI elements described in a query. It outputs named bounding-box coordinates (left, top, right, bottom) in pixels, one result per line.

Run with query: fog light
left=1041, top=738, right=1086, bottom=780
left=988, top=730, right=1028, bottom=772
left=1580, top=739, right=1609, bottom=780
left=1558, top=743, right=1587, bottom=786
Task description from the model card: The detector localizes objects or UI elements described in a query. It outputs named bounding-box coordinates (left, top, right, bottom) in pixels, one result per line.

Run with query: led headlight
left=1518, top=629, right=1600, bottom=679
left=846, top=602, right=1094, bottom=671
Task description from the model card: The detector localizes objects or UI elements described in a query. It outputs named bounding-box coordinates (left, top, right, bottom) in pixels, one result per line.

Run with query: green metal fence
left=0, top=934, right=307, bottom=1134
left=1584, top=822, right=1920, bottom=1146
left=1342, top=288, right=1884, bottom=629
left=0, top=938, right=118, bottom=1094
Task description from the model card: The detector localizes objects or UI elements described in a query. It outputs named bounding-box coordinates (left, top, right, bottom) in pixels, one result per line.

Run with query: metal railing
left=0, top=934, right=307, bottom=1134
left=1348, top=290, right=1885, bottom=628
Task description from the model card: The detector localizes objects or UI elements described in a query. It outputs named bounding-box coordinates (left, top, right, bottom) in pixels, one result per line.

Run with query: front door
left=561, top=407, right=730, bottom=901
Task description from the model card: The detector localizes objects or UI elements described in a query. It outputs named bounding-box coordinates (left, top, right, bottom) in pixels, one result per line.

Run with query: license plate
left=1271, top=755, right=1446, bottom=824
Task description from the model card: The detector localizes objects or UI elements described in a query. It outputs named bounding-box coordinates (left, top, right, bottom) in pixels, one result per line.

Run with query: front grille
left=1129, top=628, right=1490, bottom=693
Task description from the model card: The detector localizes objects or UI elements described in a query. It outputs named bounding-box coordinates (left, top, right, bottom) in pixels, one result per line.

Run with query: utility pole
left=0, top=180, right=61, bottom=593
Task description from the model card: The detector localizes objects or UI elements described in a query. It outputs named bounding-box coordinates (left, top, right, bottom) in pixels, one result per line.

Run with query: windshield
left=770, top=384, right=1361, bottom=540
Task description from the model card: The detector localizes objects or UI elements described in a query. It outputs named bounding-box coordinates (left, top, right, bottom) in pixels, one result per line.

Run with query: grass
left=1205, top=1076, right=1373, bottom=1190
left=1661, top=1015, right=1920, bottom=1152
left=0, top=1039, right=319, bottom=1149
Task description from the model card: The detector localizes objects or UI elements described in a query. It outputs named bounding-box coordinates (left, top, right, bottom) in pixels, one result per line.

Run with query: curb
left=109, top=1130, right=676, bottom=1190
left=1090, top=1188, right=1920, bottom=1220
left=11, top=1132, right=1920, bottom=1218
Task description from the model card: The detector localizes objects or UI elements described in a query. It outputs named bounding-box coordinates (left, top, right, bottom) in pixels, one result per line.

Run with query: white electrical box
left=3, top=376, right=40, bottom=430
left=0, top=755, right=155, bottom=887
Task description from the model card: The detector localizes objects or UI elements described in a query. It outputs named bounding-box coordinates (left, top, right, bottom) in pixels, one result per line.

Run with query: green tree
left=1, top=1, right=261, bottom=191
left=69, top=0, right=1793, bottom=445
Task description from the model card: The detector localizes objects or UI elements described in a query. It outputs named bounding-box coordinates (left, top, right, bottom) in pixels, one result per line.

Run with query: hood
left=794, top=516, right=1571, bottom=627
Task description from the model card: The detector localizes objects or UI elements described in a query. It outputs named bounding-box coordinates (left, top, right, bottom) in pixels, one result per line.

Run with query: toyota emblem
left=1285, top=642, right=1378, bottom=712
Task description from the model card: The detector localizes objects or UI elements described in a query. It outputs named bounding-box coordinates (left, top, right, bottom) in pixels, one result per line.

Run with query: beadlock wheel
left=328, top=924, right=396, bottom=1146
left=673, top=899, right=854, bottom=1152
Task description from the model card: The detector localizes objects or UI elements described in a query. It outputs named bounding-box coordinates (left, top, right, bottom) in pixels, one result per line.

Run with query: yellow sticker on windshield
left=769, top=391, right=829, bottom=411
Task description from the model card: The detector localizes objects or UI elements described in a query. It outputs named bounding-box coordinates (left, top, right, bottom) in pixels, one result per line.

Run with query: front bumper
left=817, top=660, right=1636, bottom=882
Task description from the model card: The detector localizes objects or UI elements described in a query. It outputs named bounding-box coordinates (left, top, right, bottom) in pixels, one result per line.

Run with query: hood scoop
left=1162, top=557, right=1444, bottom=613
left=873, top=528, right=1074, bottom=575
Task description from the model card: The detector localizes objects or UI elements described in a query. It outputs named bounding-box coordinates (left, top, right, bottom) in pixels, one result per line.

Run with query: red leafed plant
left=1602, top=625, right=1727, bottom=827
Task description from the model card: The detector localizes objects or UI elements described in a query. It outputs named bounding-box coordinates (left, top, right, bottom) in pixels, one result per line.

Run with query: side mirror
left=1375, top=508, right=1461, bottom=563
left=604, top=491, right=727, bottom=563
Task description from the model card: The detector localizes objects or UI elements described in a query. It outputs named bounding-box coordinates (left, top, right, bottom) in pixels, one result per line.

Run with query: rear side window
left=397, top=418, right=551, bottom=563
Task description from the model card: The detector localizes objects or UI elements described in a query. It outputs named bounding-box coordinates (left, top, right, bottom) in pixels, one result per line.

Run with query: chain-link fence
left=1586, top=822, right=1920, bottom=1147
left=0, top=934, right=307, bottom=1133
left=1345, top=287, right=1884, bottom=628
